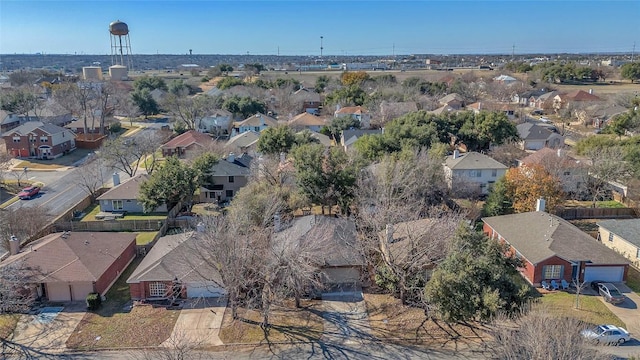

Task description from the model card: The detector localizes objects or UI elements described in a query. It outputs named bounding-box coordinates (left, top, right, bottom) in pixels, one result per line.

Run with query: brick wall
left=95, top=239, right=136, bottom=295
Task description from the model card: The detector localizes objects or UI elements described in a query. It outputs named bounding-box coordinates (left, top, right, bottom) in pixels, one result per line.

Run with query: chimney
left=536, top=198, right=546, bottom=212
left=589, top=89, right=593, bottom=95
left=112, top=172, right=120, bottom=186
left=453, top=149, right=460, bottom=159
left=385, top=224, right=394, bottom=243
left=274, top=213, right=281, bottom=232
left=9, top=235, right=19, bottom=256
left=557, top=148, right=563, bottom=158
left=227, top=152, right=235, bottom=163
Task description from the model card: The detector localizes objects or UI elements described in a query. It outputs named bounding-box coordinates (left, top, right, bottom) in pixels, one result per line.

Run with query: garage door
left=46, top=283, right=71, bottom=302
left=71, top=282, right=95, bottom=301
left=584, top=266, right=625, bottom=283
left=186, top=282, right=225, bottom=298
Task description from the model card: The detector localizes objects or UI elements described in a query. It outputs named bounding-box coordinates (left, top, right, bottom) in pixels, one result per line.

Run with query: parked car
left=581, top=324, right=630, bottom=345
left=590, top=280, right=604, bottom=291
left=598, top=283, right=626, bottom=304
left=18, top=186, right=41, bottom=200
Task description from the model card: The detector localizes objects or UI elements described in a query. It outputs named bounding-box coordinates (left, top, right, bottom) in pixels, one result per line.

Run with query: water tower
left=109, top=20, right=133, bottom=76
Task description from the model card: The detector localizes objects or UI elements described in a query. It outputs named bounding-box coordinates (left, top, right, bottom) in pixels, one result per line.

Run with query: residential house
left=288, top=112, right=328, bottom=132
left=533, top=91, right=560, bottom=112
left=493, top=74, right=518, bottom=85
left=199, top=153, right=252, bottom=203
left=231, top=113, right=278, bottom=136
left=512, top=89, right=547, bottom=107
left=196, top=109, right=233, bottom=134
left=292, top=88, right=322, bottom=115
left=3, top=121, right=76, bottom=159
left=334, top=106, right=371, bottom=129
left=585, top=104, right=628, bottom=129
left=274, top=215, right=365, bottom=285
left=553, top=90, right=603, bottom=112
left=97, top=173, right=168, bottom=213
left=597, top=219, right=640, bottom=269
left=443, top=150, right=508, bottom=195
left=299, top=130, right=332, bottom=147
left=127, top=232, right=225, bottom=300
left=64, top=118, right=110, bottom=134
left=519, top=148, right=587, bottom=195
left=0, top=110, right=23, bottom=134
left=430, top=105, right=456, bottom=116
left=516, top=122, right=564, bottom=150
left=483, top=210, right=630, bottom=286
left=340, top=129, right=383, bottom=151
left=467, top=101, right=517, bottom=120
left=225, top=131, right=260, bottom=154
left=1, top=232, right=136, bottom=302
left=160, top=130, right=212, bottom=158
left=438, top=93, right=465, bottom=109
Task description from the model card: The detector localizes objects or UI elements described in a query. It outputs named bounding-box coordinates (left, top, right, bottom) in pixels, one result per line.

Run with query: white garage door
left=584, top=266, right=625, bottom=283
left=46, top=283, right=71, bottom=302
left=71, top=282, right=95, bottom=301
left=186, top=282, right=225, bottom=298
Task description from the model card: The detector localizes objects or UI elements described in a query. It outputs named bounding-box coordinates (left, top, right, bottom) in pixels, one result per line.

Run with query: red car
left=18, top=186, right=41, bottom=200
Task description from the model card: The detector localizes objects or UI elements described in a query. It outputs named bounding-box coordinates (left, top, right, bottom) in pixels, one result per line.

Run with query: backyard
left=81, top=203, right=167, bottom=222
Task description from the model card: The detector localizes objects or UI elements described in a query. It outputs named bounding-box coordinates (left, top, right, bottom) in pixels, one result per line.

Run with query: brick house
left=127, top=232, right=224, bottom=300
left=482, top=210, right=629, bottom=286
left=3, top=121, right=76, bottom=159
left=160, top=130, right=212, bottom=158
left=0, top=232, right=136, bottom=302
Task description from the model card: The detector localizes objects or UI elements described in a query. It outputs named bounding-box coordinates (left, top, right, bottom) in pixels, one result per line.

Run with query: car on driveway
left=581, top=324, right=630, bottom=345
left=18, top=185, right=41, bottom=200
left=598, top=283, right=626, bottom=304
left=591, top=280, right=604, bottom=291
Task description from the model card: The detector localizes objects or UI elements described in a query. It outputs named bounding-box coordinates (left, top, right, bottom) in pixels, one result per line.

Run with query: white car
left=581, top=325, right=630, bottom=345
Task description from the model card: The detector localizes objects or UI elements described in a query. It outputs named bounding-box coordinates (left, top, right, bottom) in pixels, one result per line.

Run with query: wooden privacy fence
left=555, top=207, right=638, bottom=220
left=56, top=219, right=164, bottom=232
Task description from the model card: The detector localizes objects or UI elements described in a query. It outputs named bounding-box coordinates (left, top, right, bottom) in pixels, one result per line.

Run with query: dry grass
left=364, top=293, right=489, bottom=349
left=554, top=82, right=640, bottom=95
left=626, top=266, right=640, bottom=295
left=0, top=314, right=19, bottom=339
left=536, top=290, right=625, bottom=328
left=218, top=300, right=324, bottom=344
left=66, top=305, right=179, bottom=349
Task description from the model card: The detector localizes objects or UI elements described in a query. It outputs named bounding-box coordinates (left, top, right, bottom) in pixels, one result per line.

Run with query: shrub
left=86, top=292, right=102, bottom=310
left=109, top=122, right=122, bottom=134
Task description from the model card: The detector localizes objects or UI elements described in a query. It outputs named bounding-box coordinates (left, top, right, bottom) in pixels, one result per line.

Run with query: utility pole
left=320, top=36, right=324, bottom=58
left=632, top=41, right=636, bottom=62
left=512, top=44, right=515, bottom=61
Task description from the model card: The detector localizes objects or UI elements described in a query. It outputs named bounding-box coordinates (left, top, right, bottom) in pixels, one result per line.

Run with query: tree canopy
left=425, top=226, right=532, bottom=323
left=138, top=156, right=199, bottom=212
left=340, top=71, right=370, bottom=86
left=621, top=62, right=640, bottom=83
left=221, top=95, right=266, bottom=118
left=324, top=85, right=368, bottom=107
left=256, top=126, right=296, bottom=155
left=133, top=76, right=167, bottom=92
left=503, top=165, right=565, bottom=213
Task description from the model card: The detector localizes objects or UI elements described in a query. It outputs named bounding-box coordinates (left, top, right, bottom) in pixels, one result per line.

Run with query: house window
left=29, top=137, right=36, bottom=143
left=13, top=137, right=20, bottom=143
left=564, top=171, right=571, bottom=176
left=542, top=265, right=563, bottom=280
left=608, top=232, right=614, bottom=242
left=226, top=190, right=233, bottom=198
left=112, top=200, right=123, bottom=211
left=40, top=136, right=47, bottom=142
left=637, top=248, right=640, bottom=259
left=149, top=282, right=166, bottom=297
left=254, top=126, right=260, bottom=132
left=469, top=170, right=482, bottom=177
left=491, top=169, right=497, bottom=177
left=228, top=176, right=235, bottom=183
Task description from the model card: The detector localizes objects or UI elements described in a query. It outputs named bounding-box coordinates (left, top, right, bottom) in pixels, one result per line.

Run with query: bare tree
left=98, top=130, right=162, bottom=177
left=585, top=147, right=634, bottom=206
left=572, top=277, right=589, bottom=309
left=53, top=82, right=114, bottom=137
left=163, top=93, right=215, bottom=130
left=128, top=330, right=204, bottom=360
left=487, top=309, right=606, bottom=360
left=0, top=206, right=50, bottom=252
left=488, top=143, right=528, bottom=167
left=354, top=151, right=455, bottom=305
left=75, top=157, right=108, bottom=200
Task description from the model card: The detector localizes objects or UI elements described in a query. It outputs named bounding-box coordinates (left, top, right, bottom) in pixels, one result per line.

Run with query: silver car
left=581, top=324, right=630, bottom=345
left=598, top=283, right=626, bottom=305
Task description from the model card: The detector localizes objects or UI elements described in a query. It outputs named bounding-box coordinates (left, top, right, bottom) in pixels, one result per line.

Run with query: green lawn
left=80, top=203, right=101, bottom=221
left=563, top=200, right=626, bottom=208
left=536, top=291, right=625, bottom=328
left=135, top=231, right=158, bottom=246
left=80, top=203, right=166, bottom=222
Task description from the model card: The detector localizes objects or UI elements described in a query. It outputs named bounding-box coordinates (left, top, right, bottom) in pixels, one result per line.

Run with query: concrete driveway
left=11, top=303, right=86, bottom=352
left=321, top=286, right=375, bottom=346
left=162, top=297, right=227, bottom=347
left=598, top=283, right=640, bottom=337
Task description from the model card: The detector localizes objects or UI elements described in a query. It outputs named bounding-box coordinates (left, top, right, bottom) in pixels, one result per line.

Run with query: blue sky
left=0, top=1, right=638, bottom=55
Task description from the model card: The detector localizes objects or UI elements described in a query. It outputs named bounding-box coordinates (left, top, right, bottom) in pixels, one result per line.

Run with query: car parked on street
left=581, top=324, right=630, bottom=345
left=18, top=185, right=41, bottom=200
left=598, top=283, right=626, bottom=304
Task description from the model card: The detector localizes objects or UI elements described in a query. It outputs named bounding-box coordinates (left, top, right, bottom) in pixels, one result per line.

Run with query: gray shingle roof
left=445, top=152, right=508, bottom=170
left=97, top=174, right=149, bottom=201
left=275, top=215, right=364, bottom=267
left=597, top=219, right=640, bottom=248
left=210, top=155, right=252, bottom=176
left=517, top=123, right=555, bottom=141
left=127, top=232, right=223, bottom=285
left=483, top=211, right=630, bottom=265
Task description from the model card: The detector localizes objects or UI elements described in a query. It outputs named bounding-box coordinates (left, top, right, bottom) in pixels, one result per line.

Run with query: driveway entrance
left=321, top=286, right=374, bottom=345
left=598, top=283, right=640, bottom=336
